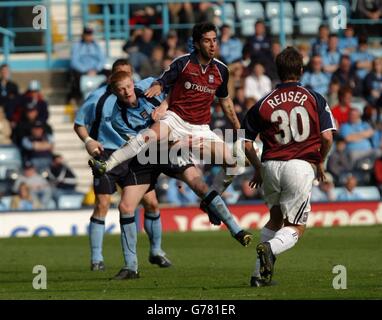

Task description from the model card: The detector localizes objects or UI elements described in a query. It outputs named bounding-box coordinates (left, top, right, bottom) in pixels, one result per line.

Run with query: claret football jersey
left=242, top=82, right=336, bottom=164
left=157, top=52, right=229, bottom=125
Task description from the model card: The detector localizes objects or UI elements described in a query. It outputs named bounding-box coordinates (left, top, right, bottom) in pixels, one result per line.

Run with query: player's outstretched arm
left=74, top=123, right=104, bottom=157
left=219, top=97, right=241, bottom=130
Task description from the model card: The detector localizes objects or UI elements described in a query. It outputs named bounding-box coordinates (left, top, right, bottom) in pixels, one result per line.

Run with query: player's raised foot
left=88, top=158, right=107, bottom=175
left=234, top=230, right=253, bottom=247
left=111, top=268, right=140, bottom=280
left=256, top=242, right=276, bottom=284
left=149, top=255, right=172, bottom=268
left=90, top=261, right=105, bottom=271
left=250, top=276, right=277, bottom=287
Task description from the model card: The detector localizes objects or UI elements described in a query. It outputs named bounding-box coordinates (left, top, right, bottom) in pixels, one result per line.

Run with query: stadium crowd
left=1, top=1, right=382, bottom=211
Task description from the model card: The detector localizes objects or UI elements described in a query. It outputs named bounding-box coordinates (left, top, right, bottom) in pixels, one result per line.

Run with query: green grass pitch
left=0, top=226, right=381, bottom=300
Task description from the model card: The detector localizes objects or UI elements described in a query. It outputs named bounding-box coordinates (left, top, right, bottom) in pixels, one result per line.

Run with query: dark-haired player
left=243, top=47, right=336, bottom=287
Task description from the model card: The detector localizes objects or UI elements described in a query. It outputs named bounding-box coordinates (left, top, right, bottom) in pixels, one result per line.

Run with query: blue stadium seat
left=57, top=193, right=84, bottom=209
left=265, top=2, right=294, bottom=19
left=299, top=17, right=323, bottom=35
left=324, top=0, right=350, bottom=18
left=236, top=1, right=264, bottom=36
left=80, top=74, right=107, bottom=100
left=213, top=3, right=236, bottom=27
left=237, top=1, right=264, bottom=19
left=270, top=17, right=294, bottom=36
left=295, top=1, right=323, bottom=17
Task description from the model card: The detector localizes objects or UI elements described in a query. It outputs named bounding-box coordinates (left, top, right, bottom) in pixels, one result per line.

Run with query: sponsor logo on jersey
left=184, top=81, right=215, bottom=94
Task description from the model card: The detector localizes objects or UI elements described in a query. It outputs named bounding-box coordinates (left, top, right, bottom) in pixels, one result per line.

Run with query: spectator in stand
left=356, top=0, right=382, bottom=37
left=0, top=63, right=19, bottom=122
left=327, top=137, right=353, bottom=185
left=340, top=108, right=378, bottom=166
left=21, top=121, right=54, bottom=173
left=10, top=182, right=41, bottom=210
left=168, top=2, right=194, bottom=30
left=0, top=107, right=11, bottom=144
left=20, top=80, right=49, bottom=123
left=13, top=162, right=53, bottom=209
left=69, top=26, right=106, bottom=103
left=219, top=24, right=243, bottom=65
left=47, top=154, right=77, bottom=205
left=242, top=20, right=272, bottom=64
left=210, top=101, right=235, bottom=140
left=331, top=86, right=353, bottom=128
left=322, top=34, right=341, bottom=76
left=122, top=27, right=156, bottom=75
left=297, top=43, right=311, bottom=71
left=227, top=61, right=245, bottom=98
left=161, top=30, right=179, bottom=60
left=331, top=55, right=363, bottom=96
left=311, top=24, right=329, bottom=57
left=311, top=173, right=336, bottom=202
left=129, top=5, right=159, bottom=26
left=338, top=25, right=358, bottom=55
left=11, top=105, right=53, bottom=147
left=351, top=36, right=374, bottom=80
left=327, top=78, right=341, bottom=106
left=244, top=62, right=272, bottom=103
left=140, top=45, right=165, bottom=79
left=364, top=57, right=382, bottom=106
left=301, top=55, right=330, bottom=96
left=337, top=175, right=364, bottom=201
left=233, top=87, right=247, bottom=123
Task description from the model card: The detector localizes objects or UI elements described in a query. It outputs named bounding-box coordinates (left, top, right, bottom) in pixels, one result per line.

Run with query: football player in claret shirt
left=89, top=22, right=252, bottom=247
left=242, top=47, right=337, bottom=287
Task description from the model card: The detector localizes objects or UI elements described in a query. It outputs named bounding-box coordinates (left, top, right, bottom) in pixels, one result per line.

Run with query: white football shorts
left=261, top=159, right=316, bottom=225
left=160, top=110, right=224, bottom=143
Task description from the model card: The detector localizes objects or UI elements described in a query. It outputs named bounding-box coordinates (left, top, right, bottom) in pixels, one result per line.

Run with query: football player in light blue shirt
left=74, top=59, right=171, bottom=273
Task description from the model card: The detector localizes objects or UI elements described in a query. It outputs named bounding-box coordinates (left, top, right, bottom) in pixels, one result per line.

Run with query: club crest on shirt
left=140, top=110, right=149, bottom=119
left=208, top=74, right=214, bottom=84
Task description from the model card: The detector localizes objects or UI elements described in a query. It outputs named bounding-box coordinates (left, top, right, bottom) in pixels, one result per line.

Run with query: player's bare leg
left=89, top=193, right=111, bottom=271
left=175, top=166, right=253, bottom=247
left=141, top=190, right=172, bottom=268
left=89, top=121, right=171, bottom=174
left=113, top=184, right=150, bottom=280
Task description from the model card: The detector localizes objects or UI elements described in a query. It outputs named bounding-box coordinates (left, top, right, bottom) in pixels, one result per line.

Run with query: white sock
left=106, top=134, right=147, bottom=171
left=252, top=227, right=276, bottom=278
left=268, top=226, right=299, bottom=255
